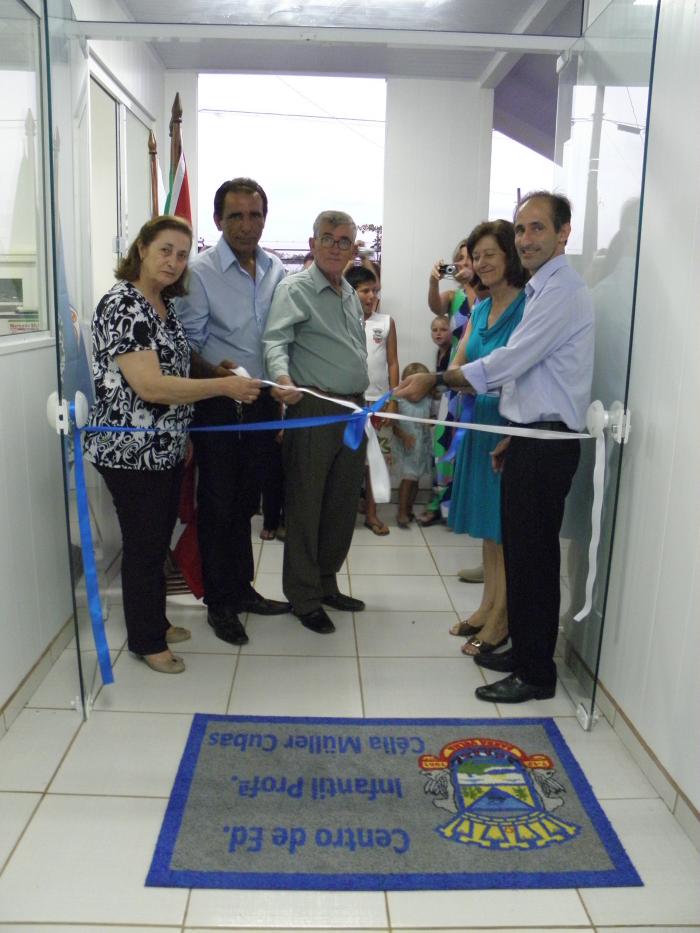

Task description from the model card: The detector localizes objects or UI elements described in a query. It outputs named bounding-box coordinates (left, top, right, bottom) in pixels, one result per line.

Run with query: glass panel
left=554, top=0, right=658, bottom=726
left=45, top=1, right=112, bottom=716
left=0, top=0, right=47, bottom=337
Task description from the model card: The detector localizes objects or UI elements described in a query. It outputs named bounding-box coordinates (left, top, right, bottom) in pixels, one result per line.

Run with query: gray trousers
left=282, top=394, right=366, bottom=614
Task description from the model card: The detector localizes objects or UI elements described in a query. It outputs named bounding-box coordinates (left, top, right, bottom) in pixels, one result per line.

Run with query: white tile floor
left=1, top=507, right=699, bottom=930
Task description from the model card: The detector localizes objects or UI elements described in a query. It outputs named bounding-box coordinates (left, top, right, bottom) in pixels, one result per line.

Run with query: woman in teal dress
left=447, top=220, right=528, bottom=656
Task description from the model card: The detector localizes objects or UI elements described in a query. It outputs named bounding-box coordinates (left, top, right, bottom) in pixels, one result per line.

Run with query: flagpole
left=164, top=92, right=192, bottom=224
left=169, top=92, right=183, bottom=192
left=148, top=129, right=159, bottom=218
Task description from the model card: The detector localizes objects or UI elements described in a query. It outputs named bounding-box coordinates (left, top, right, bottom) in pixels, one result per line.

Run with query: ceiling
left=70, top=0, right=581, bottom=82
left=116, top=0, right=584, bottom=35
left=61, top=0, right=585, bottom=160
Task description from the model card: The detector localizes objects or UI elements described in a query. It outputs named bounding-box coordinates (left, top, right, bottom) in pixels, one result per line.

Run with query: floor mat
left=147, top=714, right=642, bottom=890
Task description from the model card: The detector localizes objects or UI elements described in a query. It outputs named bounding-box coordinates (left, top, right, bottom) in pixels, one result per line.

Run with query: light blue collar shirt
left=461, top=254, right=594, bottom=430
left=175, top=236, right=286, bottom=379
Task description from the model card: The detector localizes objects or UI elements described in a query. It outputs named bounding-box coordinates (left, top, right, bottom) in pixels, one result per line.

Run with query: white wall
left=380, top=79, right=493, bottom=373
left=599, top=0, right=700, bottom=811
left=71, top=0, right=164, bottom=122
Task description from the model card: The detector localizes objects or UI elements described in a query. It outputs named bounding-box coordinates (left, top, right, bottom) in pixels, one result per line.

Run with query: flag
left=156, top=152, right=168, bottom=218
left=164, top=145, right=192, bottom=223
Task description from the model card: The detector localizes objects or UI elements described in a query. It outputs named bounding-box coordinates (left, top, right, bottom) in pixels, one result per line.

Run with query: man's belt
left=509, top=419, right=573, bottom=433
left=300, top=386, right=366, bottom=406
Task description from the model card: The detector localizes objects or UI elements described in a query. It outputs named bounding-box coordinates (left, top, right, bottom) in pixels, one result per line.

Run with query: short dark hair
left=115, top=215, right=192, bottom=298
left=466, top=219, right=528, bottom=289
left=516, top=190, right=572, bottom=231
left=345, top=266, right=378, bottom=289
left=213, top=177, right=269, bottom=219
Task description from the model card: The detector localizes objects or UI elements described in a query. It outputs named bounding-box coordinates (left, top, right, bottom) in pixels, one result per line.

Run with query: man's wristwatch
left=434, top=372, right=445, bottom=387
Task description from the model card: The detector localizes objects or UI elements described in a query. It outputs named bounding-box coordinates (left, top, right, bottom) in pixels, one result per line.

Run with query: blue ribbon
left=73, top=389, right=410, bottom=685
left=342, top=391, right=392, bottom=451
left=436, top=394, right=475, bottom=463
left=84, top=412, right=361, bottom=435
left=69, top=403, right=114, bottom=686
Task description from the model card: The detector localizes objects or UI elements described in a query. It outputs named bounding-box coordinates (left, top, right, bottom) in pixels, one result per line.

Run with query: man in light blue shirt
left=396, top=191, right=594, bottom=703
left=175, top=178, right=290, bottom=645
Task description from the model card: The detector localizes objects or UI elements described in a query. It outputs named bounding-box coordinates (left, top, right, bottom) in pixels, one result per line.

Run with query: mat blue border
left=146, top=714, right=642, bottom=890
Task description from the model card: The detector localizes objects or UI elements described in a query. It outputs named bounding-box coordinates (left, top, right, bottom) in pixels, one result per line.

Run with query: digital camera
left=439, top=263, right=457, bottom=276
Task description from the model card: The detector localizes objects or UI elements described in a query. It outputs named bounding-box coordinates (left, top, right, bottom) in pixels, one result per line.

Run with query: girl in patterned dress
left=392, top=363, right=434, bottom=528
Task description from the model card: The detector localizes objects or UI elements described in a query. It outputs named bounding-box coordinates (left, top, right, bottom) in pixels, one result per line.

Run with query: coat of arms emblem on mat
left=418, top=737, right=581, bottom=851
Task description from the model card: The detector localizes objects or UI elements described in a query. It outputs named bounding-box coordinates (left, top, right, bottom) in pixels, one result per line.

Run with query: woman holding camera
left=419, top=239, right=478, bottom=527
left=83, top=215, right=261, bottom=675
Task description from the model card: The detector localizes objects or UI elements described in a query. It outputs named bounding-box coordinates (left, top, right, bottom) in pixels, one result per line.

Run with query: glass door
left=41, top=0, right=659, bottom=724
left=553, top=0, right=659, bottom=727
left=44, top=0, right=171, bottom=715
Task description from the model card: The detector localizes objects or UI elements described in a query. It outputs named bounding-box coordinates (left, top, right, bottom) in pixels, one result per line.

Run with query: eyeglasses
left=318, top=234, right=353, bottom=251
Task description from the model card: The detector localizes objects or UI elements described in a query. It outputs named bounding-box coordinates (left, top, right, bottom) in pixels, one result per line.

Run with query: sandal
left=449, top=619, right=483, bottom=638
left=364, top=519, right=390, bottom=536
left=418, top=511, right=442, bottom=527
left=397, top=514, right=413, bottom=529
left=260, top=528, right=276, bottom=541
left=461, top=635, right=509, bottom=657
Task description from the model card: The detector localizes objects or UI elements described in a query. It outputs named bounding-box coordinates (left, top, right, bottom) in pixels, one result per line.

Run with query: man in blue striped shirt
left=396, top=191, right=594, bottom=703
left=176, top=178, right=291, bottom=646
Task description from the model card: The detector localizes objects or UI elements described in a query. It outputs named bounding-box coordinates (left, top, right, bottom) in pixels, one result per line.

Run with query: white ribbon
left=261, top=380, right=604, bottom=623
left=573, top=430, right=606, bottom=622
left=260, top=381, right=392, bottom=503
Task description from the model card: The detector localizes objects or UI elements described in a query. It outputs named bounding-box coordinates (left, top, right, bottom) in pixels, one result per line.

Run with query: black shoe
left=475, top=673, right=555, bottom=704
left=237, top=590, right=291, bottom=616
left=474, top=648, right=516, bottom=673
left=322, top=593, right=365, bottom=612
left=207, top=608, right=249, bottom=645
left=296, top=607, right=336, bottom=634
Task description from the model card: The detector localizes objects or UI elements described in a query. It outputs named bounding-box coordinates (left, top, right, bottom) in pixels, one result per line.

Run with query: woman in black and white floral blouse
left=84, top=215, right=261, bottom=675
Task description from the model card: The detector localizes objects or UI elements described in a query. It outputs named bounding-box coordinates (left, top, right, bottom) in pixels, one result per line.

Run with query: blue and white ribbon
left=69, top=385, right=605, bottom=685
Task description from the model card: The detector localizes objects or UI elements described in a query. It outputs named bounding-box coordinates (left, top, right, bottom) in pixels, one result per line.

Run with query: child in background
left=392, top=362, right=433, bottom=529
left=430, top=314, right=451, bottom=417
left=346, top=265, right=398, bottom=536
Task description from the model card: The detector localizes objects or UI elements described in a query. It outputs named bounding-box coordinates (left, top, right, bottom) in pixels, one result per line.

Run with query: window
left=0, top=0, right=47, bottom=338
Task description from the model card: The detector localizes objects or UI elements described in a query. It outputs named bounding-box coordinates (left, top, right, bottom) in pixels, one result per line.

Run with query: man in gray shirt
left=264, top=210, right=369, bottom=634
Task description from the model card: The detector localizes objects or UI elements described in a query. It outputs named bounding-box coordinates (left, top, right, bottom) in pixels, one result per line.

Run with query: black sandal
left=418, top=511, right=442, bottom=527
left=461, top=635, right=509, bottom=657
left=449, top=620, right=483, bottom=638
